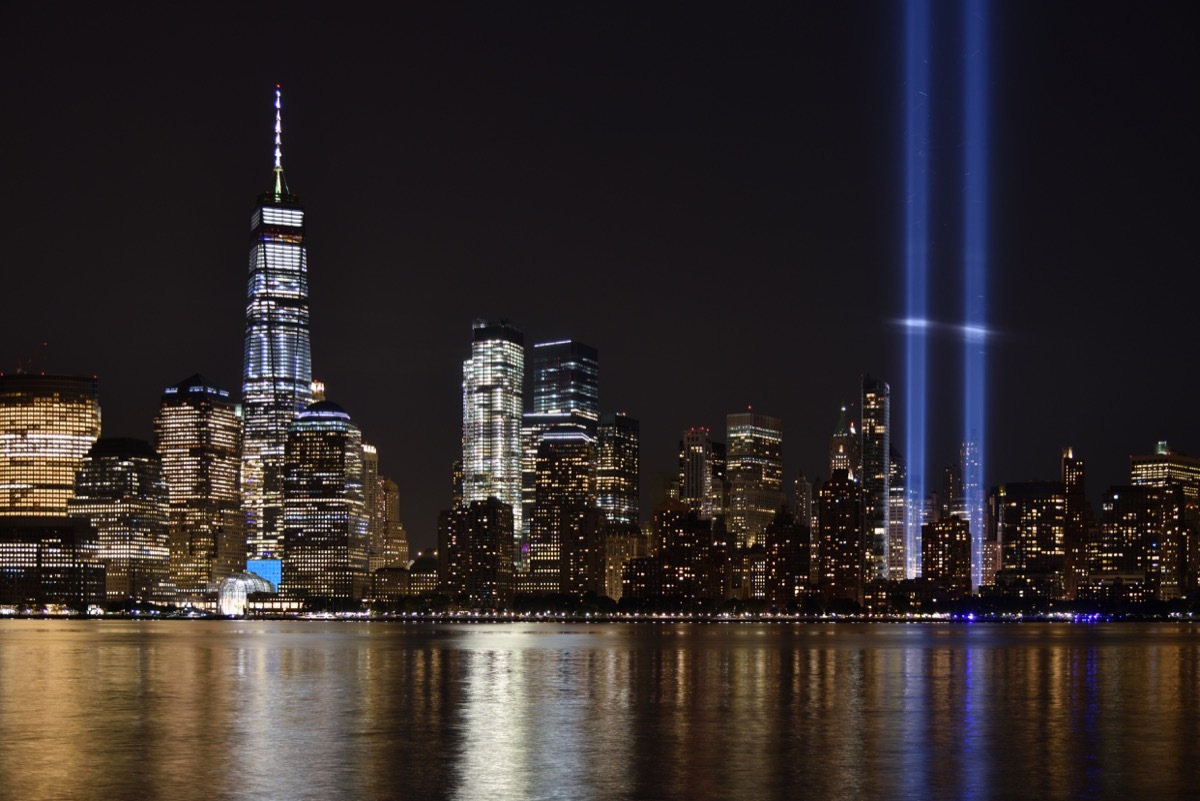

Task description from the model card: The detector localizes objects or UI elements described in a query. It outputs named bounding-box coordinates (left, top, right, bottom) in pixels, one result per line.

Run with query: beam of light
left=963, top=0, right=989, bottom=591
left=904, top=0, right=931, bottom=580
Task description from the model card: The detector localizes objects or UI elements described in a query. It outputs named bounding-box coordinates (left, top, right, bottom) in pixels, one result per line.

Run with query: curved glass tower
left=241, top=86, right=313, bottom=562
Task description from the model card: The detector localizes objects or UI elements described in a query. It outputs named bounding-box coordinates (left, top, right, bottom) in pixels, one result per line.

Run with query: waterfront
left=0, top=622, right=1197, bottom=801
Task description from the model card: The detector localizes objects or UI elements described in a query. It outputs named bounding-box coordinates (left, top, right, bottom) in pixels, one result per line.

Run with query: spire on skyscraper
left=273, top=85, right=289, bottom=198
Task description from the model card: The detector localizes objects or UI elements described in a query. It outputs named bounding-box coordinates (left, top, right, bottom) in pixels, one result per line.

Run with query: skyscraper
left=818, top=469, right=863, bottom=604
left=462, top=319, right=524, bottom=554
left=887, top=447, right=909, bottom=580
left=679, top=428, right=716, bottom=519
left=726, top=412, right=783, bottom=549
left=438, top=498, right=515, bottom=609
left=153, top=375, right=243, bottom=596
left=241, top=86, right=314, bottom=566
left=992, top=481, right=1066, bottom=599
left=280, top=402, right=368, bottom=605
left=829, top=405, right=859, bottom=480
left=860, top=376, right=890, bottom=582
left=597, top=412, right=639, bottom=526
left=521, top=340, right=598, bottom=550
left=0, top=375, right=101, bottom=517
left=961, top=439, right=984, bottom=590
left=68, top=438, right=170, bottom=602
left=525, top=427, right=599, bottom=595
left=921, top=517, right=971, bottom=598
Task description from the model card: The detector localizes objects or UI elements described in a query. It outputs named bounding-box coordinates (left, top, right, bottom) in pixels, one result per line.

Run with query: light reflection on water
left=0, top=622, right=1198, bottom=800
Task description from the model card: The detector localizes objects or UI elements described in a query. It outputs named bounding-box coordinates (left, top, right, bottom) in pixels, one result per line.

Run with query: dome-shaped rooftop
left=217, top=571, right=277, bottom=616
left=299, top=400, right=351, bottom=420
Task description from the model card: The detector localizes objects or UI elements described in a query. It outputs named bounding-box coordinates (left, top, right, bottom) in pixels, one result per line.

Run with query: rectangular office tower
left=521, top=340, right=599, bottom=552
left=0, top=374, right=101, bottom=517
left=726, top=412, right=783, bottom=549
left=860, top=376, right=891, bottom=582
left=241, top=87, right=314, bottom=567
left=597, top=412, right=639, bottom=527
left=154, top=375, right=244, bottom=596
left=463, top=320, right=525, bottom=551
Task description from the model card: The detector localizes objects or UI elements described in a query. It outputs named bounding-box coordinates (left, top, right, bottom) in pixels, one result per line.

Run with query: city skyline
left=2, top=4, right=1196, bottom=549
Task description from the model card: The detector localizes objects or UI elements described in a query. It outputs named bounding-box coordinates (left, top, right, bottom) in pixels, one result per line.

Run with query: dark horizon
left=2, top=3, right=1196, bottom=550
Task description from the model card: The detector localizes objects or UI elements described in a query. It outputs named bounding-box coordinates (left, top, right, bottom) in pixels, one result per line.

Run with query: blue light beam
left=963, top=0, right=989, bottom=591
left=904, top=0, right=931, bottom=580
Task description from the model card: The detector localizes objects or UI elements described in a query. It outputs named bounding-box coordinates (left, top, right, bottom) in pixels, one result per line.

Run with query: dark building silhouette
left=818, top=469, right=863, bottom=604
left=439, top=497, right=515, bottom=609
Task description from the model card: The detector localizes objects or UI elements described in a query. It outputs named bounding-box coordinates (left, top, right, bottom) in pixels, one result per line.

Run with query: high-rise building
left=521, top=340, right=598, bottom=551
left=0, top=517, right=105, bottom=609
left=68, top=438, right=170, bottom=602
left=439, top=498, right=515, bottom=609
left=763, top=508, right=811, bottom=610
left=153, top=375, right=243, bottom=597
left=679, top=428, right=716, bottom=519
left=280, top=402, right=368, bottom=605
left=991, top=481, right=1066, bottom=599
left=1094, top=484, right=1185, bottom=602
left=597, top=412, right=639, bottom=526
left=726, top=411, right=784, bottom=549
left=887, top=447, right=909, bottom=580
left=374, top=475, right=409, bottom=571
left=818, top=469, right=863, bottom=604
left=603, top=522, right=645, bottom=601
left=1130, top=442, right=1200, bottom=590
left=362, top=443, right=382, bottom=569
left=860, top=376, right=890, bottom=581
left=921, top=517, right=971, bottom=598
left=462, top=320, right=524, bottom=556
left=525, top=428, right=598, bottom=595
left=241, top=87, right=314, bottom=565
left=829, top=405, right=859, bottom=480
left=0, top=375, right=101, bottom=517
left=1061, top=446, right=1089, bottom=599
left=961, top=439, right=984, bottom=590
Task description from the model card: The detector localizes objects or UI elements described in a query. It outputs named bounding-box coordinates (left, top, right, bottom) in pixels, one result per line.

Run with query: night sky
left=2, top=3, right=1195, bottom=550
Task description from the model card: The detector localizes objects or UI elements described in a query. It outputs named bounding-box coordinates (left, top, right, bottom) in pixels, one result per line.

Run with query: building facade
left=462, top=320, right=525, bottom=556
left=596, top=412, right=639, bottom=527
left=439, top=498, right=515, bottom=609
left=0, top=375, right=101, bottom=517
left=726, top=412, right=783, bottom=549
left=280, top=402, right=368, bottom=605
left=241, top=87, right=314, bottom=565
left=525, top=428, right=599, bottom=595
left=860, top=376, right=890, bottom=582
left=153, top=375, right=243, bottom=596
left=67, top=438, right=170, bottom=602
left=818, top=469, right=863, bottom=605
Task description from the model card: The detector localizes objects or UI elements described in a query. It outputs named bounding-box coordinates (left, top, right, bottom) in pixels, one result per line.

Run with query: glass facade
left=860, top=376, right=890, bottom=582
left=597, top=412, right=639, bottom=527
left=280, top=402, right=368, bottom=604
left=67, top=438, right=170, bottom=602
left=0, top=375, right=101, bottom=517
left=154, top=375, right=243, bottom=596
left=726, top=412, right=783, bottom=549
left=462, top=320, right=524, bottom=551
left=241, top=89, right=313, bottom=563
left=526, top=429, right=598, bottom=595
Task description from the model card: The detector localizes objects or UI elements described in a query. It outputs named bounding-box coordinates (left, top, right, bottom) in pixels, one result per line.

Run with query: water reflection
left=1, top=621, right=1199, bottom=800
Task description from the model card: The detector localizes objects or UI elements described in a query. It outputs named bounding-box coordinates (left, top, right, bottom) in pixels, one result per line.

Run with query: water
left=0, top=621, right=1197, bottom=801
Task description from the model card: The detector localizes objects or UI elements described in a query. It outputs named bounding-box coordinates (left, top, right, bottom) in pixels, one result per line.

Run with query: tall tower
left=526, top=428, right=600, bottom=595
left=153, top=375, right=243, bottom=596
left=521, top=340, right=598, bottom=552
left=596, top=412, right=639, bottom=526
left=860, top=376, right=890, bottom=581
left=679, top=427, right=716, bottom=519
left=462, top=320, right=525, bottom=550
left=726, top=412, right=784, bottom=549
left=829, top=405, right=859, bottom=479
left=241, top=86, right=314, bottom=566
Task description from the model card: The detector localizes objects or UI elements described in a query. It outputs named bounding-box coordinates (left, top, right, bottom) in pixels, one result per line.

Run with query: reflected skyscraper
left=241, top=86, right=314, bottom=564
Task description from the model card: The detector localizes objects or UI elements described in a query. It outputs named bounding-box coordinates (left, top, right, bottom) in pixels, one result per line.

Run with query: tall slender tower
left=462, top=320, right=525, bottom=552
left=241, top=86, right=314, bottom=567
left=860, top=376, right=890, bottom=582
left=726, top=411, right=784, bottom=549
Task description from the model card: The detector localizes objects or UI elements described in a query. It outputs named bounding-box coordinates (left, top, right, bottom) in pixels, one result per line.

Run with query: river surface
left=0, top=621, right=1197, bottom=800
